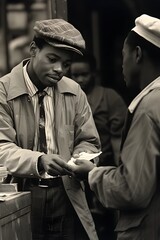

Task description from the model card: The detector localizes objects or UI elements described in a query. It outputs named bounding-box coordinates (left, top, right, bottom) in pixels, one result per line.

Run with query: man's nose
left=53, top=62, right=63, bottom=73
left=75, top=75, right=84, bottom=83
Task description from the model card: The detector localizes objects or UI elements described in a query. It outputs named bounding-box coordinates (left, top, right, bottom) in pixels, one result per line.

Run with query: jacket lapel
left=54, top=90, right=71, bottom=162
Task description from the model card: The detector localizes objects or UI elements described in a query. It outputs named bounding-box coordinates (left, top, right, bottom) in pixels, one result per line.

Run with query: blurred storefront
left=0, top=0, right=67, bottom=76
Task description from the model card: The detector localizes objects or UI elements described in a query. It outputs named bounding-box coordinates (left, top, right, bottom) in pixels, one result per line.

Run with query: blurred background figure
left=70, top=52, right=127, bottom=166
left=9, top=35, right=30, bottom=68
left=70, top=52, right=127, bottom=240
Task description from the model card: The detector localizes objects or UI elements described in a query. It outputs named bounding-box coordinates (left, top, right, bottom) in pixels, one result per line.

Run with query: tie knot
left=38, top=91, right=46, bottom=104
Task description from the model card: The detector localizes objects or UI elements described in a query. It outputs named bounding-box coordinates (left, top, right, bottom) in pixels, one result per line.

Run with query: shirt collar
left=128, top=76, right=160, bottom=113
left=23, top=64, right=53, bottom=97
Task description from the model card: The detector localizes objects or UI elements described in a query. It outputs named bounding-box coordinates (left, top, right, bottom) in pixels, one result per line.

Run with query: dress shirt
left=23, top=63, right=58, bottom=178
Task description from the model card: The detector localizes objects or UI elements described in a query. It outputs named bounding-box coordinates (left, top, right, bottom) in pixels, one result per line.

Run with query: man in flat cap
left=0, top=19, right=101, bottom=240
left=68, top=14, right=160, bottom=239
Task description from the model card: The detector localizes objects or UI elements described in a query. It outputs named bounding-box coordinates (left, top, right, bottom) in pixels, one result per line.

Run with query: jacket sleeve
left=73, top=86, right=101, bottom=154
left=88, top=111, right=158, bottom=210
left=0, top=83, right=43, bottom=178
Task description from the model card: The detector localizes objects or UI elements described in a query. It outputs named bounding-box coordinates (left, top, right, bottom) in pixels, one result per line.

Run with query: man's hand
left=38, top=154, right=72, bottom=176
left=68, top=159, right=96, bottom=180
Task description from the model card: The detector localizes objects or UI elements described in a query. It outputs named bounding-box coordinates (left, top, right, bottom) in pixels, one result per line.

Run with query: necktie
left=38, top=91, right=47, bottom=153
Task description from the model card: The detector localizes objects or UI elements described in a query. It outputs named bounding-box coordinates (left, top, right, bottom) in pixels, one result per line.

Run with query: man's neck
left=27, top=61, right=45, bottom=91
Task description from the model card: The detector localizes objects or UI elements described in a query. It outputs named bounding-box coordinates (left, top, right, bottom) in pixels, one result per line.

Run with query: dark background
left=67, top=0, right=160, bottom=104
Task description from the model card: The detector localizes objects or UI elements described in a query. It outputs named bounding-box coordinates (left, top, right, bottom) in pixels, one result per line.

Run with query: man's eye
left=82, top=73, right=89, bottom=77
left=48, top=57, right=56, bottom=63
left=63, top=62, right=71, bottom=68
left=71, top=74, right=79, bottom=78
left=72, top=73, right=89, bottom=78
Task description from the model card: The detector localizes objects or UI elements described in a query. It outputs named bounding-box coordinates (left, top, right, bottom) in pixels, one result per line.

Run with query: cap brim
left=46, top=40, right=83, bottom=55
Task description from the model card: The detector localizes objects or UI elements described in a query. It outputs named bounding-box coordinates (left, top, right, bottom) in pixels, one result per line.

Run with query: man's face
left=122, top=39, right=139, bottom=89
left=31, top=43, right=72, bottom=87
left=70, top=62, right=93, bottom=91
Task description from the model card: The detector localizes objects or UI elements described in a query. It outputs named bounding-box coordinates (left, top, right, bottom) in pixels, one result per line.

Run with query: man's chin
left=124, top=80, right=132, bottom=89
left=46, top=77, right=61, bottom=86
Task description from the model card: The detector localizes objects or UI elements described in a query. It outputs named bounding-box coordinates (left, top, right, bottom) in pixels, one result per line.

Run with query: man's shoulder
left=58, top=76, right=81, bottom=95
left=0, top=61, right=27, bottom=100
left=141, top=88, right=160, bottom=110
left=93, top=85, right=123, bottom=100
left=0, top=72, right=12, bottom=93
left=0, top=61, right=24, bottom=84
left=134, top=88, right=160, bottom=122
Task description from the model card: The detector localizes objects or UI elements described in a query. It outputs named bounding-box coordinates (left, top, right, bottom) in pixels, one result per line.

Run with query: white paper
left=68, top=151, right=102, bottom=166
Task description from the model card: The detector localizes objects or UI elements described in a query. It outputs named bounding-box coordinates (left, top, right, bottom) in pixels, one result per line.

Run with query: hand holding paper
left=68, top=151, right=102, bottom=166
left=67, top=151, right=102, bottom=179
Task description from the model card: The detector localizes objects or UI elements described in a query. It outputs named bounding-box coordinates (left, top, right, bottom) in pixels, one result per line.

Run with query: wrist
left=38, top=155, right=45, bottom=173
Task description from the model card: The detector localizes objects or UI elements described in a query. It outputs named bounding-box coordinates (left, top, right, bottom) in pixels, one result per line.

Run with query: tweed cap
left=33, top=18, right=85, bottom=55
left=132, top=14, right=160, bottom=48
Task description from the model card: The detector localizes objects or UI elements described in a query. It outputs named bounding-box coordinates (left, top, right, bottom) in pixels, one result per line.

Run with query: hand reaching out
left=67, top=158, right=96, bottom=180
left=38, top=151, right=101, bottom=179
left=38, top=154, right=72, bottom=176
left=67, top=151, right=101, bottom=179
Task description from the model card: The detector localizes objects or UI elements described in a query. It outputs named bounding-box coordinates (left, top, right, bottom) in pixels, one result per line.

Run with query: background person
left=68, top=14, right=160, bottom=240
left=70, top=53, right=127, bottom=167
left=0, top=19, right=101, bottom=240
left=70, top=53, right=127, bottom=239
left=9, top=35, right=30, bottom=68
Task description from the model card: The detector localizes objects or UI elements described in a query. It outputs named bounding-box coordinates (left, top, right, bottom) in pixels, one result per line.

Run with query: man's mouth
left=47, top=75, right=61, bottom=81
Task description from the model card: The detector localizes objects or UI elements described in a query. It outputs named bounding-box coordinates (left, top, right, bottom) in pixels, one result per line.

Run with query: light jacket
left=89, top=80, right=160, bottom=239
left=0, top=60, right=101, bottom=240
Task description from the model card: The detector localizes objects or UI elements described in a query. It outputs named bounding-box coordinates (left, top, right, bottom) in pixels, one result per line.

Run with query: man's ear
left=30, top=41, right=37, bottom=57
left=135, top=46, right=143, bottom=63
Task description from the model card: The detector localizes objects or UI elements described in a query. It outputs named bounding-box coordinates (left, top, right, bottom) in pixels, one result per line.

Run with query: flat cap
left=33, top=18, right=85, bottom=55
left=132, top=14, right=160, bottom=48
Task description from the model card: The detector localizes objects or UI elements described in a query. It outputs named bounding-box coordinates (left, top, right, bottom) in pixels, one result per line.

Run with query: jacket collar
left=128, top=76, right=160, bottom=113
left=6, top=60, right=29, bottom=101
left=4, top=59, right=77, bottom=101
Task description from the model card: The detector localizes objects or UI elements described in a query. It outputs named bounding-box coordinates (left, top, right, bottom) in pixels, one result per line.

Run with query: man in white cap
left=0, top=19, right=101, bottom=240
left=68, top=14, right=160, bottom=239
